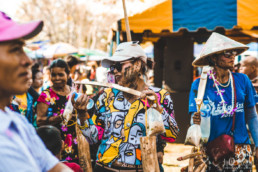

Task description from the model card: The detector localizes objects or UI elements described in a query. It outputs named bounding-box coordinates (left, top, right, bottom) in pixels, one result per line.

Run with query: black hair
left=65, top=55, right=80, bottom=68
left=74, top=69, right=81, bottom=75
left=31, top=63, right=41, bottom=81
left=50, top=58, right=70, bottom=75
left=36, top=125, right=62, bottom=156
left=146, top=58, right=154, bottom=70
left=207, top=56, right=216, bottom=66
left=138, top=58, right=154, bottom=75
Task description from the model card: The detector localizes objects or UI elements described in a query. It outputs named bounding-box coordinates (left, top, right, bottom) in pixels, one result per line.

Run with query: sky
left=0, top=0, right=165, bottom=19
left=0, top=0, right=26, bottom=18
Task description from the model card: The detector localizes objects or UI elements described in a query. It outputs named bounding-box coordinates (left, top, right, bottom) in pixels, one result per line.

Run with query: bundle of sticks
left=177, top=147, right=207, bottom=172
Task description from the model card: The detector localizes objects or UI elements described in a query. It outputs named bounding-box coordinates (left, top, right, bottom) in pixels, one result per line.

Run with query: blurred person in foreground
left=190, top=32, right=258, bottom=171
left=72, top=41, right=179, bottom=172
left=37, top=125, right=83, bottom=172
left=0, top=11, right=71, bottom=171
left=37, top=59, right=79, bottom=163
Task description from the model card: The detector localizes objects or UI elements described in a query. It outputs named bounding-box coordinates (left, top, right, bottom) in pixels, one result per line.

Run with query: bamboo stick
left=140, top=136, right=159, bottom=172
left=76, top=125, right=92, bottom=172
left=122, top=0, right=132, bottom=41
left=188, top=147, right=195, bottom=172
left=193, top=162, right=205, bottom=172
left=74, top=80, right=155, bottom=101
left=177, top=152, right=202, bottom=161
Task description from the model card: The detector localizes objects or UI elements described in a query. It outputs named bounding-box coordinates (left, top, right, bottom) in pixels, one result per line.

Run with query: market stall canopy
left=44, top=42, right=78, bottom=58
left=120, top=0, right=258, bottom=35
left=77, top=48, right=108, bottom=61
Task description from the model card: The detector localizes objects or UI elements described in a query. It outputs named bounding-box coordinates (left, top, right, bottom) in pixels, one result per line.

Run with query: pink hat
left=0, top=12, right=43, bottom=42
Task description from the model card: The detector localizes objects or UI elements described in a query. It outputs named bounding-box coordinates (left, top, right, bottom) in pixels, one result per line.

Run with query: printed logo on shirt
left=206, top=96, right=244, bottom=117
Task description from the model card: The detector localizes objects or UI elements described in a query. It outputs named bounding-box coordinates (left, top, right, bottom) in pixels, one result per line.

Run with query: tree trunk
left=140, top=136, right=159, bottom=172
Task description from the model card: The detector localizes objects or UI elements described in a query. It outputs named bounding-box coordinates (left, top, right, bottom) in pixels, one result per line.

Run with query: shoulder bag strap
left=196, top=66, right=210, bottom=112
left=231, top=73, right=237, bottom=132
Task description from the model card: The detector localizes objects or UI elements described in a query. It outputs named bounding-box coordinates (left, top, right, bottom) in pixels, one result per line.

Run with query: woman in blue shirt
left=189, top=32, right=258, bottom=171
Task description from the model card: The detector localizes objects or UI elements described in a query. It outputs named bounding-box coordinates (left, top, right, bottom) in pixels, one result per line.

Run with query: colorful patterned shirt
left=78, top=86, right=179, bottom=166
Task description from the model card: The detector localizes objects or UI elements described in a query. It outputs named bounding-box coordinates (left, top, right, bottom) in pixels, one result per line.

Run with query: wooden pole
left=140, top=136, right=160, bottom=172
left=122, top=0, right=132, bottom=41
left=188, top=147, right=195, bottom=172
left=76, top=122, right=92, bottom=172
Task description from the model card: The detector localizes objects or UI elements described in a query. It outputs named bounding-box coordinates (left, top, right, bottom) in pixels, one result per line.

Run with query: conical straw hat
left=192, top=32, right=248, bottom=67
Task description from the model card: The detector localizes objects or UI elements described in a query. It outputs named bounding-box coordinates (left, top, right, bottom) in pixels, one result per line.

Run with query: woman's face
left=32, top=72, right=43, bottom=89
left=50, top=67, right=68, bottom=88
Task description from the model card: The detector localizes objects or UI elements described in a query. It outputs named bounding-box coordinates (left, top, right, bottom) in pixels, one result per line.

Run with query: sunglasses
left=109, top=59, right=136, bottom=74
left=223, top=50, right=237, bottom=58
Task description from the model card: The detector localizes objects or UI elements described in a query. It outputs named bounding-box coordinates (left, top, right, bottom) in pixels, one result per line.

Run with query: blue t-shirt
left=189, top=73, right=256, bottom=144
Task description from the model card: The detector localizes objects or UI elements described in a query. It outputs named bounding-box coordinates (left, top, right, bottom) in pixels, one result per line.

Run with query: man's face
left=214, top=51, right=236, bottom=69
left=111, top=59, right=142, bottom=86
left=240, top=60, right=253, bottom=76
left=0, top=40, right=32, bottom=96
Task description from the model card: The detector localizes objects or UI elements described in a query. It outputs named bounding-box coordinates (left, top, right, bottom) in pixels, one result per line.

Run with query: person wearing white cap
left=189, top=32, right=258, bottom=171
left=0, top=11, right=71, bottom=171
left=72, top=41, right=179, bottom=171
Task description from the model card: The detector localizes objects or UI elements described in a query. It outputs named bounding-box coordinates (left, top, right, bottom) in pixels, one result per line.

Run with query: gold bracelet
left=79, top=122, right=89, bottom=130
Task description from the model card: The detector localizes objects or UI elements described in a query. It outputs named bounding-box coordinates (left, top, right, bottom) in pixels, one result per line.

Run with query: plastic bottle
left=200, top=100, right=211, bottom=143
left=47, top=108, right=53, bottom=117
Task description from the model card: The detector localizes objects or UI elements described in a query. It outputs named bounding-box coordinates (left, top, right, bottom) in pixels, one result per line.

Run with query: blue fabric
left=173, top=0, right=237, bottom=31
left=26, top=92, right=34, bottom=124
left=159, top=163, right=164, bottom=172
left=0, top=107, right=58, bottom=172
left=189, top=73, right=256, bottom=144
left=246, top=106, right=258, bottom=147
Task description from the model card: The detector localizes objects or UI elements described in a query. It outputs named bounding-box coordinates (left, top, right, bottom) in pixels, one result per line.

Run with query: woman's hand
left=140, top=89, right=163, bottom=113
left=71, top=93, right=89, bottom=121
left=193, top=112, right=201, bottom=125
left=37, top=103, right=62, bottom=126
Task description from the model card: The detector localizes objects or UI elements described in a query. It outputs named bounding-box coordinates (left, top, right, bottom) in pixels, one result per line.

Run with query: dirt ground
left=163, top=143, right=192, bottom=172
left=162, top=143, right=257, bottom=172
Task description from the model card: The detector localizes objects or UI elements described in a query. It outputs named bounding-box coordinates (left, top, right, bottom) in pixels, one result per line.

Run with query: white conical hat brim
left=192, top=32, right=249, bottom=67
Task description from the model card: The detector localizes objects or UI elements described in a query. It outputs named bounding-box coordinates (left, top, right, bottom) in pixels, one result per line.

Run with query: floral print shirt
left=78, top=86, right=179, bottom=166
left=38, top=87, right=78, bottom=163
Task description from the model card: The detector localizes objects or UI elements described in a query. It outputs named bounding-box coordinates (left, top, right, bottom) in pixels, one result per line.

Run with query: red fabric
left=63, top=162, right=83, bottom=172
left=90, top=70, right=96, bottom=81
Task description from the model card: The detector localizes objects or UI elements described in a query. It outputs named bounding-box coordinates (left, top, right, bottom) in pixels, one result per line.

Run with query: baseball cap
left=102, top=41, right=147, bottom=68
left=0, top=11, right=43, bottom=42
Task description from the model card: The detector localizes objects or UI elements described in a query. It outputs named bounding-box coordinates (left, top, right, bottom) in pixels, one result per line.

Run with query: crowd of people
left=0, top=11, right=258, bottom=172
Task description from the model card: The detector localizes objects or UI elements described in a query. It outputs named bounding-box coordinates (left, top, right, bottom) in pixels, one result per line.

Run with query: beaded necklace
left=208, top=68, right=237, bottom=117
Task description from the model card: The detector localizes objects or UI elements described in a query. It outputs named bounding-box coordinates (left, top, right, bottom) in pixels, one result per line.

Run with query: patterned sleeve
left=159, top=90, right=179, bottom=142
left=78, top=90, right=106, bottom=145
left=37, top=90, right=51, bottom=105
